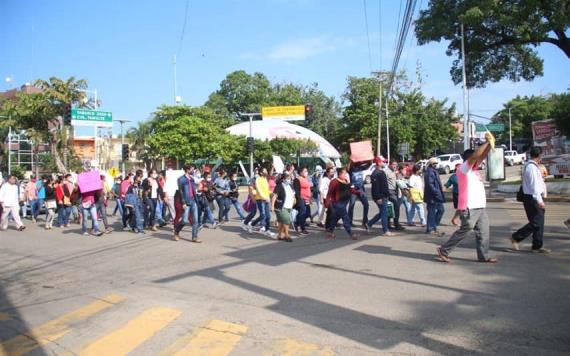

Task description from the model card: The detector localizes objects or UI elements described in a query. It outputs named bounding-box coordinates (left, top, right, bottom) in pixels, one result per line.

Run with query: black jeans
left=513, top=194, right=545, bottom=250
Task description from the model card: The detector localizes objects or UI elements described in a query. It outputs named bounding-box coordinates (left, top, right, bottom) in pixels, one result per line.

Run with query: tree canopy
left=415, top=0, right=570, bottom=88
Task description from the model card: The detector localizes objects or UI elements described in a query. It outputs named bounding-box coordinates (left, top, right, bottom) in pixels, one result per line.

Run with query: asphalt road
left=0, top=199, right=568, bottom=355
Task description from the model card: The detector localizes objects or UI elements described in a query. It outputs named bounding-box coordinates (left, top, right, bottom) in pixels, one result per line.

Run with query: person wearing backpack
left=511, top=146, right=550, bottom=254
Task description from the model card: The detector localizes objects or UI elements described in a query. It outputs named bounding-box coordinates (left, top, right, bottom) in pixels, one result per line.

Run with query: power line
left=177, top=0, right=190, bottom=58
left=363, top=0, right=373, bottom=73
left=387, top=0, right=418, bottom=95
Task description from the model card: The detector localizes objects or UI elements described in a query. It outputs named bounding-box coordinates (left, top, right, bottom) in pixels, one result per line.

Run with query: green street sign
left=71, top=108, right=113, bottom=127
left=474, top=123, right=505, bottom=133
left=486, top=123, right=505, bottom=132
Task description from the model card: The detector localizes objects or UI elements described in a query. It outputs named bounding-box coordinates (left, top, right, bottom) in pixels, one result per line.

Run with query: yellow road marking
left=79, top=306, right=181, bottom=356
left=0, top=313, right=10, bottom=322
left=268, top=338, right=335, bottom=356
left=0, top=294, right=125, bottom=356
left=161, top=319, right=248, bottom=356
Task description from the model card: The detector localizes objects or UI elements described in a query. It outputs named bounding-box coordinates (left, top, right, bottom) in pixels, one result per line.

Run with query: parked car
left=415, top=159, right=428, bottom=171
left=361, top=163, right=375, bottom=184
left=504, top=150, right=526, bottom=166
left=436, top=154, right=463, bottom=174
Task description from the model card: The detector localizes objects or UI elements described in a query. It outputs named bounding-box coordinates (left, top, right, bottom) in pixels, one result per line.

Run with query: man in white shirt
left=511, top=146, right=549, bottom=253
left=437, top=132, right=497, bottom=263
left=0, top=175, right=26, bottom=231
left=318, top=167, right=334, bottom=227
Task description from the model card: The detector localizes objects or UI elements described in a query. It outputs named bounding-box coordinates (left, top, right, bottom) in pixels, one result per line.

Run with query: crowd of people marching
left=1, top=132, right=566, bottom=261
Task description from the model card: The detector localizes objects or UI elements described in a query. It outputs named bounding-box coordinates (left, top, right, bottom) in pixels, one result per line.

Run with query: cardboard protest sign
left=165, top=170, right=184, bottom=196
left=350, top=140, right=374, bottom=163
left=273, top=155, right=285, bottom=173
left=77, top=170, right=103, bottom=193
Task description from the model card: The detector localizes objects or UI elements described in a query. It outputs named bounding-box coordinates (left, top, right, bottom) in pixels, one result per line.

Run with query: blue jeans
left=175, top=199, right=199, bottom=239
left=230, top=198, right=246, bottom=219
left=31, top=199, right=43, bottom=219
left=348, top=193, right=369, bottom=225
left=81, top=204, right=101, bottom=234
left=408, top=202, right=425, bottom=225
left=58, top=205, right=71, bottom=226
left=215, top=195, right=231, bottom=221
left=199, top=200, right=216, bottom=225
left=252, top=200, right=270, bottom=230
left=113, top=199, right=123, bottom=216
left=328, top=202, right=352, bottom=236
left=368, top=199, right=389, bottom=233
left=155, top=199, right=165, bottom=224
left=296, top=202, right=310, bottom=231
left=402, top=196, right=411, bottom=222
left=426, top=202, right=445, bottom=233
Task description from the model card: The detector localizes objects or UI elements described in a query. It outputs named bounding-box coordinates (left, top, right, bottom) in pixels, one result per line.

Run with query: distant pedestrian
left=228, top=172, right=246, bottom=220
left=44, top=177, right=57, bottom=230
left=293, top=167, right=312, bottom=235
left=424, top=157, right=445, bottom=236
left=0, top=175, right=26, bottom=231
left=318, top=167, right=334, bottom=228
left=325, top=167, right=357, bottom=240
left=437, top=132, right=497, bottom=264
left=250, top=166, right=274, bottom=238
left=348, top=161, right=369, bottom=228
left=173, top=165, right=201, bottom=242
left=511, top=146, right=550, bottom=254
left=386, top=160, right=405, bottom=231
left=407, top=165, right=426, bottom=227
left=368, top=158, right=393, bottom=236
left=214, top=169, right=231, bottom=223
left=271, top=172, right=295, bottom=242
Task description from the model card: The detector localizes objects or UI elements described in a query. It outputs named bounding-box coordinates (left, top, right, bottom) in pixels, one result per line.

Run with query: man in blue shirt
left=348, top=161, right=369, bottom=228
left=33, top=176, right=47, bottom=222
left=173, top=165, right=201, bottom=243
left=424, top=158, right=445, bottom=236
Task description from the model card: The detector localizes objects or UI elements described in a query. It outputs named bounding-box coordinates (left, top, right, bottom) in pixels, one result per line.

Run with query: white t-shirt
left=457, top=161, right=486, bottom=209
left=150, top=180, right=159, bottom=199
left=283, top=183, right=295, bottom=209
left=409, top=174, right=423, bottom=190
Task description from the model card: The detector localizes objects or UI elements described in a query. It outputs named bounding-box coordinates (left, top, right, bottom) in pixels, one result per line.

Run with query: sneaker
left=93, top=231, right=103, bottom=237
left=300, top=230, right=309, bottom=235
left=212, top=222, right=218, bottom=229
left=247, top=222, right=253, bottom=233
left=82, top=232, right=89, bottom=236
left=31, top=218, right=36, bottom=223
left=532, top=247, right=551, bottom=254
left=265, top=231, right=276, bottom=239
left=191, top=238, right=203, bottom=243
left=241, top=223, right=249, bottom=232
left=509, top=236, right=520, bottom=251
left=151, top=225, right=158, bottom=232
left=436, top=247, right=450, bottom=263
left=172, top=234, right=180, bottom=241
left=258, top=227, right=267, bottom=234
left=384, top=231, right=396, bottom=237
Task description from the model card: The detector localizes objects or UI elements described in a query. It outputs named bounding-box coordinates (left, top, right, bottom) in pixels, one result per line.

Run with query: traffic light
left=63, top=104, right=72, bottom=125
left=246, top=137, right=254, bottom=154
left=304, top=104, right=314, bottom=121
left=121, top=144, right=130, bottom=161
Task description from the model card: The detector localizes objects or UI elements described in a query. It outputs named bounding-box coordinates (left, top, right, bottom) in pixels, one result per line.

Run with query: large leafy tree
left=205, top=70, right=272, bottom=119
left=415, top=0, right=570, bottom=88
left=550, top=92, right=570, bottom=136
left=492, top=95, right=555, bottom=141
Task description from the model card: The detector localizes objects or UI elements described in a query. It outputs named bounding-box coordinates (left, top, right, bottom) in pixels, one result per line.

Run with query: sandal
left=479, top=258, right=498, bottom=264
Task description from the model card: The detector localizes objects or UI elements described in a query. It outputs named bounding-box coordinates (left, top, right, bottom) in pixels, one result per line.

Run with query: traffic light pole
left=115, top=119, right=131, bottom=178
left=239, top=113, right=260, bottom=181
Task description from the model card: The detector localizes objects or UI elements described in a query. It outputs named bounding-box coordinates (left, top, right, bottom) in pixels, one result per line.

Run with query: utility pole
left=115, top=119, right=131, bottom=177
left=377, top=83, right=383, bottom=157
left=508, top=107, right=513, bottom=151
left=239, top=113, right=261, bottom=179
left=386, top=95, right=390, bottom=162
left=461, top=23, right=470, bottom=150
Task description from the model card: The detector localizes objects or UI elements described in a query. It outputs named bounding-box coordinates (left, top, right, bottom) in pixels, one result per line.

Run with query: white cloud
left=267, top=37, right=337, bottom=61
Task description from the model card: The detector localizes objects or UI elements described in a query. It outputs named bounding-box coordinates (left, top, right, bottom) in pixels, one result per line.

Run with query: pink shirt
left=297, top=176, right=312, bottom=203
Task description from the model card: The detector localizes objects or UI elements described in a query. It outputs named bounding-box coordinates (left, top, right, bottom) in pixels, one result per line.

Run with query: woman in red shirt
left=293, top=167, right=312, bottom=235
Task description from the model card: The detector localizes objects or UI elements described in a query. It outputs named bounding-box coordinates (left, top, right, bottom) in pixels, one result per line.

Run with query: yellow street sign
left=261, top=105, right=305, bottom=121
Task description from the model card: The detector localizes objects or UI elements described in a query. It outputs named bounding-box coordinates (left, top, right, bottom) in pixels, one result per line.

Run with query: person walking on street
left=386, top=160, right=405, bottom=231
left=445, top=164, right=461, bottom=226
left=95, top=175, right=113, bottom=234
left=271, top=172, right=295, bottom=242
left=80, top=187, right=103, bottom=237
left=242, top=168, right=259, bottom=233
left=197, top=172, right=218, bottom=229
left=437, top=132, right=498, bottom=263
left=348, top=161, right=369, bottom=228
left=293, top=167, right=312, bottom=235
left=251, top=166, right=275, bottom=238
left=424, top=157, right=445, bottom=236
left=44, top=177, right=57, bottom=230
left=368, top=158, right=394, bottom=236
left=173, top=165, right=201, bottom=242
left=325, top=167, right=357, bottom=240
left=0, top=175, right=26, bottom=231
left=228, top=172, right=246, bottom=220
left=25, top=175, right=38, bottom=221
left=59, top=174, right=74, bottom=228
left=318, top=167, right=334, bottom=228
left=511, top=146, right=550, bottom=254
left=214, top=169, right=231, bottom=223
left=407, top=165, right=426, bottom=227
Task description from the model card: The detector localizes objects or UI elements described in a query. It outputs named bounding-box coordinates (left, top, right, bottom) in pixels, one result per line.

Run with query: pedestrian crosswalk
left=0, top=294, right=335, bottom=356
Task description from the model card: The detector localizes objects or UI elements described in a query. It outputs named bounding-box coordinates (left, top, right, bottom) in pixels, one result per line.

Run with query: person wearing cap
left=367, top=158, right=394, bottom=236
left=437, top=132, right=498, bottom=263
left=424, top=157, right=446, bottom=236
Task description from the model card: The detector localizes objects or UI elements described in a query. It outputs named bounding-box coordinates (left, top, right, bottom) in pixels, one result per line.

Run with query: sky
left=1, top=0, right=569, bottom=136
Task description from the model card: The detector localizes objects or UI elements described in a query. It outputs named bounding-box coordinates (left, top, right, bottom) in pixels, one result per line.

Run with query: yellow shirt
left=254, top=176, right=270, bottom=201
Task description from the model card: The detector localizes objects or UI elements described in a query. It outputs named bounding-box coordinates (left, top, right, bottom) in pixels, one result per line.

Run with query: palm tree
left=127, top=121, right=154, bottom=170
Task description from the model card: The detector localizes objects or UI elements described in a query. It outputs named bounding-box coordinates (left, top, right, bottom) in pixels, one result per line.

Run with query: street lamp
left=115, top=119, right=131, bottom=177
left=238, top=112, right=260, bottom=179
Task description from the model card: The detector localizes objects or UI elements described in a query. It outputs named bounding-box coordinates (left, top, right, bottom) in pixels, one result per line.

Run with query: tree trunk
left=51, top=137, right=68, bottom=174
